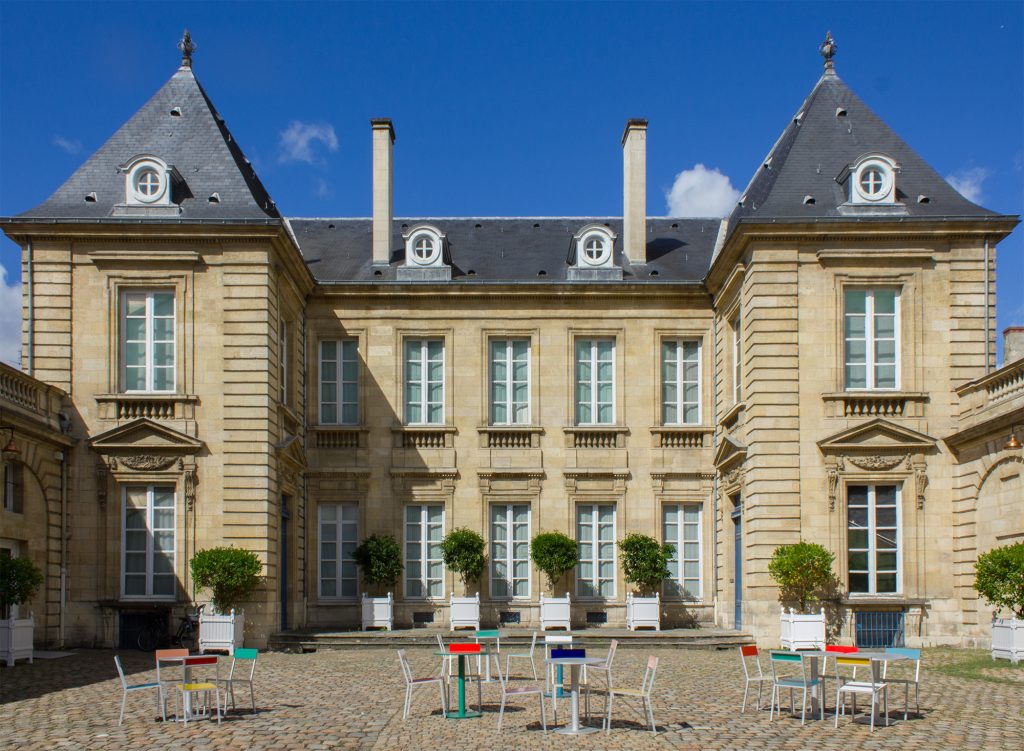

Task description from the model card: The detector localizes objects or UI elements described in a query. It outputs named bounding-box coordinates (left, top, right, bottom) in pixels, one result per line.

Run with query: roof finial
left=178, top=28, right=196, bottom=68
left=819, top=31, right=837, bottom=73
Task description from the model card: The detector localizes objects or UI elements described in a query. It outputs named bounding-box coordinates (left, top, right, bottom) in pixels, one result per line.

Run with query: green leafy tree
left=189, top=547, right=263, bottom=613
left=530, top=532, right=579, bottom=593
left=0, top=556, right=43, bottom=619
left=767, top=541, right=839, bottom=613
left=974, top=542, right=1024, bottom=619
left=439, top=528, right=486, bottom=589
left=618, top=533, right=674, bottom=595
left=352, top=534, right=403, bottom=595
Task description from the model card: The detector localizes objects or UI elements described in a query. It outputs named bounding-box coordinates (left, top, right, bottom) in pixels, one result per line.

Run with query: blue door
left=732, top=505, right=742, bottom=629
left=280, top=498, right=291, bottom=631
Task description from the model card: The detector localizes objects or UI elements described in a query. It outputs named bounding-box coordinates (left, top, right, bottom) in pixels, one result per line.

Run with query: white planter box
left=540, top=592, right=571, bottom=630
left=0, top=615, right=34, bottom=667
left=361, top=592, right=393, bottom=631
left=780, top=607, right=825, bottom=650
left=626, top=592, right=660, bottom=631
left=991, top=617, right=1024, bottom=664
left=199, top=609, right=244, bottom=655
left=450, top=593, right=480, bottom=630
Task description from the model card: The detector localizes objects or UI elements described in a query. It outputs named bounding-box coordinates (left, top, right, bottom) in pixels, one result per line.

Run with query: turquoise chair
left=769, top=651, right=821, bottom=725
left=882, top=647, right=921, bottom=720
left=217, top=647, right=259, bottom=713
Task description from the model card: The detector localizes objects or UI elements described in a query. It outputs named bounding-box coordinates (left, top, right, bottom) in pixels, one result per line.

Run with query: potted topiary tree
left=531, top=531, right=578, bottom=630
left=973, top=541, right=1024, bottom=663
left=768, top=541, right=839, bottom=650
left=619, top=533, right=674, bottom=631
left=0, top=556, right=43, bottom=666
left=352, top=534, right=402, bottom=630
left=190, top=546, right=263, bottom=654
left=440, top=528, right=486, bottom=629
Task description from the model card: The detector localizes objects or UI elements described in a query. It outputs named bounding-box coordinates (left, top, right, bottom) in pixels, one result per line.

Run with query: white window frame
left=846, top=484, right=902, bottom=596
left=576, top=503, right=616, bottom=599
left=404, top=504, right=445, bottom=600
left=844, top=288, right=901, bottom=391
left=123, top=156, right=171, bottom=206
left=404, top=338, right=445, bottom=425
left=663, top=503, right=701, bottom=600
left=730, top=314, right=742, bottom=404
left=319, top=339, right=359, bottom=425
left=489, top=338, right=531, bottom=425
left=490, top=503, right=531, bottom=600
left=575, top=338, right=615, bottom=425
left=3, top=461, right=23, bottom=514
left=850, top=154, right=897, bottom=204
left=121, top=290, right=176, bottom=393
left=121, top=485, right=176, bottom=600
left=661, top=339, right=701, bottom=425
left=318, top=503, right=359, bottom=600
left=279, top=319, right=290, bottom=405
left=403, top=225, right=445, bottom=268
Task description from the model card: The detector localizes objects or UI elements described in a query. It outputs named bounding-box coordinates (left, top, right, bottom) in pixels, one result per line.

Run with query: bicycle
left=136, top=605, right=204, bottom=652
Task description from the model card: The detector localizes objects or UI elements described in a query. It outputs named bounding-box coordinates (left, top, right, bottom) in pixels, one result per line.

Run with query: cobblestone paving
left=2, top=647, right=1022, bottom=750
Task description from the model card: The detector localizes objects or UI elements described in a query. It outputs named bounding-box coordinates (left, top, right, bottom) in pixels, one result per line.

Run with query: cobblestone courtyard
left=2, top=646, right=1022, bottom=750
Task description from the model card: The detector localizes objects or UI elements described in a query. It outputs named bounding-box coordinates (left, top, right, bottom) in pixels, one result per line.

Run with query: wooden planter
left=361, top=592, right=394, bottom=631
left=540, top=592, right=570, bottom=630
left=780, top=607, right=825, bottom=650
left=991, top=617, right=1024, bottom=664
left=198, top=609, right=244, bottom=655
left=0, top=615, right=34, bottom=667
left=626, top=592, right=661, bottom=631
left=449, top=593, right=480, bottom=630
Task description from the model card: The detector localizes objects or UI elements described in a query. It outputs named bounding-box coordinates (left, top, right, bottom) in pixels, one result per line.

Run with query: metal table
left=434, top=647, right=492, bottom=719
left=545, top=656, right=604, bottom=735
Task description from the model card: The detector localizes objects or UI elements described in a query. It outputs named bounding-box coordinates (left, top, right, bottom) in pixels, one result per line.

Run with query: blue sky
left=1, top=1, right=1021, bottom=366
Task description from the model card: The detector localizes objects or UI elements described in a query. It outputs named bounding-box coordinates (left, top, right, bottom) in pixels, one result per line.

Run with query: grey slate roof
left=289, top=218, right=720, bottom=284
left=18, top=66, right=279, bottom=222
left=726, top=69, right=999, bottom=232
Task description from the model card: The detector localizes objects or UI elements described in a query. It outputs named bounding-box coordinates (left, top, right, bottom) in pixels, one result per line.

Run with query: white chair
left=603, top=655, right=659, bottom=734
left=494, top=653, right=548, bottom=733
left=834, top=655, right=888, bottom=732
left=544, top=633, right=575, bottom=722
left=504, top=631, right=538, bottom=680
left=738, top=645, right=773, bottom=712
left=881, top=647, right=921, bottom=720
left=768, top=651, right=819, bottom=725
left=582, top=638, right=618, bottom=718
left=398, top=648, right=448, bottom=720
left=114, top=655, right=164, bottom=725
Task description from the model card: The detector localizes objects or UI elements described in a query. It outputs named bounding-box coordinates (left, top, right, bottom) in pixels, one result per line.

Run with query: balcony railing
left=95, top=394, right=198, bottom=421
left=822, top=392, right=928, bottom=419
left=651, top=426, right=712, bottom=448
left=478, top=425, right=543, bottom=449
left=564, top=426, right=628, bottom=449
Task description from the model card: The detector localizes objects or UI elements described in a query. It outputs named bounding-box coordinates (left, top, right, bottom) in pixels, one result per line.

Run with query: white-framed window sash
left=404, top=339, right=445, bottom=425
left=663, top=503, right=701, bottom=600
left=844, top=288, right=900, bottom=390
left=121, top=290, right=175, bottom=393
left=319, top=339, right=359, bottom=425
left=575, top=338, right=614, bottom=425
left=489, top=338, right=531, bottom=425
left=318, top=503, right=359, bottom=599
left=661, top=339, right=701, bottom=425
left=490, top=503, right=531, bottom=599
left=847, top=484, right=901, bottom=595
left=405, top=504, right=444, bottom=599
left=122, top=485, right=176, bottom=599
left=576, top=503, right=616, bottom=598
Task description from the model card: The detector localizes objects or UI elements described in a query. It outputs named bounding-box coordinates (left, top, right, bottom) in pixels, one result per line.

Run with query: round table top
left=434, top=648, right=493, bottom=656
left=545, top=656, right=605, bottom=666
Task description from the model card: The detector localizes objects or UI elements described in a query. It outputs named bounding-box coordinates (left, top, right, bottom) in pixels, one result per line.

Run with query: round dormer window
left=135, top=168, right=162, bottom=199
left=125, top=159, right=169, bottom=205
left=853, top=160, right=894, bottom=203
left=410, top=233, right=440, bottom=266
left=581, top=234, right=611, bottom=266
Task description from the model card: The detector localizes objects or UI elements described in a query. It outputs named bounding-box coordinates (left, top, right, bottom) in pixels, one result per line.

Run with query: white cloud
left=665, top=164, right=740, bottom=217
left=0, top=266, right=22, bottom=368
left=945, top=166, right=990, bottom=204
left=52, top=135, right=82, bottom=155
left=314, top=178, right=332, bottom=199
left=278, top=121, right=338, bottom=164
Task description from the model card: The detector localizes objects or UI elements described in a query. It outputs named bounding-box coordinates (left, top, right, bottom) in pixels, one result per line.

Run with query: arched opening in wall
left=975, top=456, right=1024, bottom=620
left=1, top=461, right=51, bottom=621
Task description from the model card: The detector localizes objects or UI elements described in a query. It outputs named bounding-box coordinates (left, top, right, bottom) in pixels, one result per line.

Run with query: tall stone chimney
left=1005, top=326, right=1024, bottom=365
left=371, top=118, right=395, bottom=266
left=622, top=119, right=648, bottom=265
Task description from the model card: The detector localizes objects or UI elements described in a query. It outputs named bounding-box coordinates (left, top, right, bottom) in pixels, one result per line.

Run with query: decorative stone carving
left=827, top=468, right=839, bottom=511
left=916, top=467, right=928, bottom=509
left=119, top=454, right=178, bottom=471
left=723, top=467, right=743, bottom=488
left=847, top=454, right=905, bottom=471
left=184, top=468, right=197, bottom=510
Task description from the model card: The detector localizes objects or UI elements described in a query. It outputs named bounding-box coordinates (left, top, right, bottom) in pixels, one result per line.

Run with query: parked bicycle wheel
left=137, top=625, right=161, bottom=652
left=176, top=628, right=196, bottom=651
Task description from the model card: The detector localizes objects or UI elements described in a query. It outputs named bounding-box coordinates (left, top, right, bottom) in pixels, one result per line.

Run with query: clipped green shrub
left=352, top=534, right=403, bottom=594
left=0, top=556, right=43, bottom=619
left=439, top=528, right=486, bottom=587
left=974, top=542, right=1024, bottom=619
left=189, top=547, right=263, bottom=614
left=767, top=541, right=839, bottom=613
left=618, top=533, right=674, bottom=595
left=531, top=531, right=579, bottom=592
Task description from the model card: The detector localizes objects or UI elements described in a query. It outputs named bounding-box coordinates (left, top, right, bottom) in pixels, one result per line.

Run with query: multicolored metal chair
left=114, top=655, right=164, bottom=725
left=504, top=631, right=539, bottom=680
left=154, top=648, right=188, bottom=719
left=738, top=645, right=773, bottom=712
left=881, top=647, right=921, bottom=720
left=493, top=652, right=547, bottom=733
left=768, top=650, right=820, bottom=725
left=218, top=647, right=258, bottom=713
left=398, top=648, right=448, bottom=720
left=176, top=655, right=222, bottom=724
left=833, top=655, right=888, bottom=732
left=603, top=655, right=659, bottom=734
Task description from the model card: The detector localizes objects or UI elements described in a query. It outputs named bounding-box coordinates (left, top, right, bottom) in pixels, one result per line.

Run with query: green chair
left=217, top=647, right=259, bottom=713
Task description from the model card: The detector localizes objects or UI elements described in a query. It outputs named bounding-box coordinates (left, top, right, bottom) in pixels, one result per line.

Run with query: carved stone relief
left=119, top=454, right=179, bottom=471
left=846, top=454, right=906, bottom=471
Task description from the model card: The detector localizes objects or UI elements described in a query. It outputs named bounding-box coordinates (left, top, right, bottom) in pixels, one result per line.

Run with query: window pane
left=152, top=294, right=174, bottom=316
left=845, top=289, right=867, bottom=314
left=848, top=572, right=869, bottom=593
left=874, top=290, right=896, bottom=315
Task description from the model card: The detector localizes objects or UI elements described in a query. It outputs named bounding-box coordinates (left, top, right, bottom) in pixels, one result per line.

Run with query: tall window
left=845, top=289, right=899, bottom=390
left=847, top=485, right=900, bottom=594
left=405, top=504, right=444, bottom=598
left=122, top=291, right=175, bottom=392
left=577, top=504, right=616, bottom=598
left=664, top=504, right=701, bottom=599
left=491, top=504, right=530, bottom=598
left=279, top=320, right=290, bottom=405
left=319, top=503, right=358, bottom=599
left=123, top=486, right=175, bottom=598
left=320, top=340, right=359, bottom=424
left=3, top=461, right=23, bottom=514
left=575, top=339, right=614, bottom=425
left=662, top=340, right=700, bottom=424
left=730, top=314, right=742, bottom=404
left=490, top=339, right=530, bottom=425
left=404, top=339, right=444, bottom=424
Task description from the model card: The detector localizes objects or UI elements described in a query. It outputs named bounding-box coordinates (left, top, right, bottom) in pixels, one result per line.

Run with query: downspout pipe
left=26, top=239, right=34, bottom=375
left=58, top=449, right=67, bottom=648
left=984, top=236, right=991, bottom=373
left=711, top=303, right=720, bottom=618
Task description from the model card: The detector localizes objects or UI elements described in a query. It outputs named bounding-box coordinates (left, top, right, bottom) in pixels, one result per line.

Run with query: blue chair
left=769, top=651, right=821, bottom=725
left=882, top=647, right=921, bottom=720
left=114, top=655, right=164, bottom=725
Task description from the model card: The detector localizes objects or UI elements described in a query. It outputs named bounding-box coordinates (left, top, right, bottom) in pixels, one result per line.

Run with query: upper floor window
left=849, top=153, right=898, bottom=205
left=404, top=339, right=444, bottom=425
left=730, top=314, right=742, bottom=404
left=319, top=340, right=359, bottom=425
left=571, top=225, right=616, bottom=269
left=575, top=338, right=614, bottom=425
left=403, top=225, right=445, bottom=268
left=490, top=338, right=530, bottom=425
left=662, top=339, right=700, bottom=424
left=847, top=484, right=901, bottom=595
left=3, top=461, right=23, bottom=514
left=123, top=485, right=175, bottom=599
left=279, top=320, right=291, bottom=406
left=122, top=291, right=175, bottom=393
left=844, top=288, right=899, bottom=390
left=121, top=155, right=173, bottom=206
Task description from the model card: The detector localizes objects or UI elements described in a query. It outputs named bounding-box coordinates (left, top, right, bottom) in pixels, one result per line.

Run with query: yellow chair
left=176, top=655, right=222, bottom=724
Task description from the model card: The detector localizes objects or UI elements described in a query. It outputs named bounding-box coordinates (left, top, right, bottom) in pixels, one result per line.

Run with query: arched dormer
left=119, top=155, right=177, bottom=207
left=567, top=224, right=622, bottom=281
left=396, top=224, right=452, bottom=281
left=848, top=153, right=899, bottom=205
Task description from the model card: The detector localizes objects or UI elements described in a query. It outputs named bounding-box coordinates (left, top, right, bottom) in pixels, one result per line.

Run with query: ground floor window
left=319, top=503, right=358, bottom=599
left=577, top=504, right=616, bottom=598
left=664, top=503, right=701, bottom=599
left=3, top=460, right=23, bottom=513
left=405, top=504, right=444, bottom=598
left=847, top=484, right=901, bottom=594
left=123, top=485, right=175, bottom=598
left=490, top=503, right=530, bottom=598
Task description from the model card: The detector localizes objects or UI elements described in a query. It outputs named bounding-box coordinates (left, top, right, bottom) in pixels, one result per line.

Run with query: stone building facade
left=1, top=35, right=1021, bottom=649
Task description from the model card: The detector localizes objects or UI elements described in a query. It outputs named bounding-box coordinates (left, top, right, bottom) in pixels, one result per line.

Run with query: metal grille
left=412, top=611, right=434, bottom=625
left=586, top=611, right=608, bottom=625
left=854, top=609, right=905, bottom=648
left=499, top=611, right=521, bottom=624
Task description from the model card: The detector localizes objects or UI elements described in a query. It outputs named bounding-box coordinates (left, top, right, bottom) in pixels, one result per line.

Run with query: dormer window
left=582, top=234, right=611, bottom=266
left=571, top=225, right=616, bottom=269
left=399, top=225, right=449, bottom=279
left=849, top=153, right=898, bottom=204
left=411, top=234, right=439, bottom=265
left=121, top=155, right=174, bottom=207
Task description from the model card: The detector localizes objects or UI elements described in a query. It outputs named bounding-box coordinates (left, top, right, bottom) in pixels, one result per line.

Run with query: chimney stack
left=371, top=118, right=395, bottom=266
left=1005, top=326, right=1024, bottom=366
left=622, top=119, right=648, bottom=265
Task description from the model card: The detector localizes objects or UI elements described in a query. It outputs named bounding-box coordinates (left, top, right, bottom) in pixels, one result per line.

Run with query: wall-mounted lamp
left=0, top=426, right=19, bottom=461
left=1006, top=433, right=1022, bottom=451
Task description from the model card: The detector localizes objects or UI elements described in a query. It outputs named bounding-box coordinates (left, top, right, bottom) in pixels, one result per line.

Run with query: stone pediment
left=276, top=434, right=308, bottom=471
left=817, top=418, right=936, bottom=455
left=714, top=435, right=747, bottom=470
left=89, top=418, right=203, bottom=454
